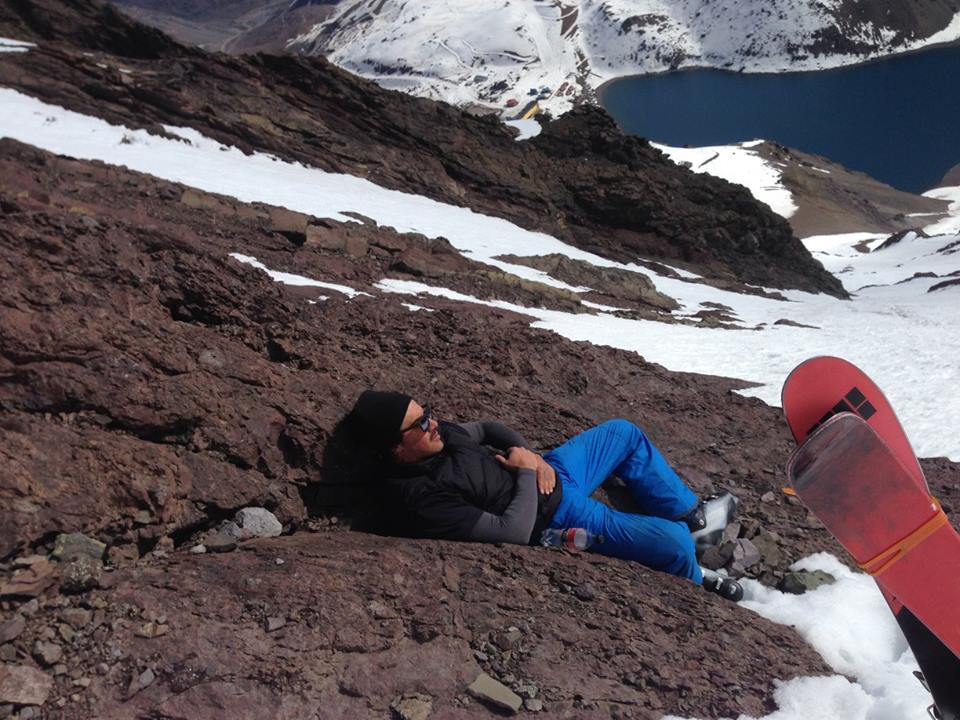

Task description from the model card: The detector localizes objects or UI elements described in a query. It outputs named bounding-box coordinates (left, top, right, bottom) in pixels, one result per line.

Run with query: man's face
left=393, top=400, right=444, bottom=463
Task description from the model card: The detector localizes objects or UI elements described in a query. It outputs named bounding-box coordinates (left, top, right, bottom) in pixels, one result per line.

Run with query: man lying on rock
left=346, top=390, right=743, bottom=601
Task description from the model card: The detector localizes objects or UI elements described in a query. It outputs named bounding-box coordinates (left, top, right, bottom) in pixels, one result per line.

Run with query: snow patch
left=504, top=118, right=542, bottom=140
left=922, top=185, right=960, bottom=235
left=656, top=141, right=798, bottom=218
left=229, top=253, right=369, bottom=298
left=0, top=36, right=35, bottom=53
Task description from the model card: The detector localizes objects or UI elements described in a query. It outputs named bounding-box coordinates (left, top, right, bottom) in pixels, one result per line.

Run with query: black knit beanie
left=347, top=389, right=413, bottom=449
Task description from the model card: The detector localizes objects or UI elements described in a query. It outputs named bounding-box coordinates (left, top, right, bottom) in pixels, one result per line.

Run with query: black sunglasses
left=399, top=403, right=433, bottom=434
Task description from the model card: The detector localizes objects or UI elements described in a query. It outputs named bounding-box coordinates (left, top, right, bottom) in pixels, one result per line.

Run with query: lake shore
left=595, top=36, right=960, bottom=107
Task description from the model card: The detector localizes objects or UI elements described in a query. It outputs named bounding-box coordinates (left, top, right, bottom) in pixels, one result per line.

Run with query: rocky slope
left=1, top=1, right=958, bottom=718
left=750, top=142, right=952, bottom=238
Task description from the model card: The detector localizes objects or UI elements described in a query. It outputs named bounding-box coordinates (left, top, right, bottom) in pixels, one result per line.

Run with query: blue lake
left=600, top=44, right=960, bottom=194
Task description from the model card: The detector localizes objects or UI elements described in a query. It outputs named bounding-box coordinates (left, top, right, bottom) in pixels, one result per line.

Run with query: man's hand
left=535, top=456, right=557, bottom=495
left=495, top=446, right=539, bottom=472
left=496, top=448, right=557, bottom=495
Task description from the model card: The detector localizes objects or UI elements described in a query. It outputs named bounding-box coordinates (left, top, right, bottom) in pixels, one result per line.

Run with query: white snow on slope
left=665, top=556, right=932, bottom=720
left=504, top=118, right=543, bottom=141
left=291, top=1, right=960, bottom=116
left=3, top=87, right=956, bottom=720
left=734, top=554, right=933, bottom=720
left=0, top=36, right=35, bottom=53
left=2, top=86, right=958, bottom=467
left=228, top=253, right=370, bottom=298
left=923, top=184, right=960, bottom=235
left=656, top=141, right=798, bottom=218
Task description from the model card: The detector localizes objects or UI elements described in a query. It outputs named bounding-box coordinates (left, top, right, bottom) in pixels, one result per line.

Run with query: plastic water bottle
left=540, top=527, right=603, bottom=550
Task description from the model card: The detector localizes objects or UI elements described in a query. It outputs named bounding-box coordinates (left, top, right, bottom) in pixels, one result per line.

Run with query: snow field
left=2, top=86, right=957, bottom=720
left=504, top=118, right=543, bottom=140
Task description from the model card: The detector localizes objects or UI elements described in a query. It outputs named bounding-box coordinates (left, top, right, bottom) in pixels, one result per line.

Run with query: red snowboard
left=783, top=357, right=960, bottom=719
left=787, top=413, right=960, bottom=659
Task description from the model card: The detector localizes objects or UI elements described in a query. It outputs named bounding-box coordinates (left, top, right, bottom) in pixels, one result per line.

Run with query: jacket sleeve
left=458, top=420, right=532, bottom=452
left=465, top=468, right=538, bottom=544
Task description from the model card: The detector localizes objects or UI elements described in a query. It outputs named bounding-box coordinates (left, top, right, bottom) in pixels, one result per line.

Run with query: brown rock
left=59, top=557, right=102, bottom=594
left=135, top=622, right=169, bottom=638
left=269, top=207, right=309, bottom=240
left=524, top=698, right=544, bottom=712
left=60, top=608, right=93, bottom=630
left=264, top=617, right=286, bottom=633
left=32, top=640, right=63, bottom=666
left=52, top=533, right=106, bottom=562
left=0, top=617, right=25, bottom=644
left=779, top=570, right=837, bottom=595
left=205, top=533, right=238, bottom=553
left=467, top=672, right=522, bottom=714
left=126, top=668, right=156, bottom=698
left=344, top=235, right=369, bottom=257
left=391, top=693, right=433, bottom=720
left=179, top=189, right=246, bottom=219
left=57, top=623, right=75, bottom=643
left=108, top=544, right=141, bottom=566
left=0, top=559, right=57, bottom=599
left=0, top=665, right=53, bottom=706
left=304, top=225, right=345, bottom=251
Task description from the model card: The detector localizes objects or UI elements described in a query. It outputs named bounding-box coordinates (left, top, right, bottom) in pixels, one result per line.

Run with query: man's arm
left=466, top=467, right=538, bottom=544
left=458, top=420, right=531, bottom=452
left=459, top=420, right=557, bottom=496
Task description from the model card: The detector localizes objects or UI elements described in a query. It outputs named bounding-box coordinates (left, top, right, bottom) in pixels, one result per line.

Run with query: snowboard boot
left=701, top=568, right=744, bottom=602
left=681, top=503, right=707, bottom=532
left=688, top=491, right=740, bottom=554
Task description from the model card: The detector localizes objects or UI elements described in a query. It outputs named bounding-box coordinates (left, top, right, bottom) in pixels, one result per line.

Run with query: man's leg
left=545, top=419, right=697, bottom=520
left=551, top=491, right=702, bottom=582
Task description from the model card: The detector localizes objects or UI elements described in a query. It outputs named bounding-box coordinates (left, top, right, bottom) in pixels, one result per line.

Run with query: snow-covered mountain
left=290, top=0, right=960, bottom=115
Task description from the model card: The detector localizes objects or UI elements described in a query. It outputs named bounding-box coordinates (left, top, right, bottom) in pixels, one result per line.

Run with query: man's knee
left=599, top=418, right=643, bottom=441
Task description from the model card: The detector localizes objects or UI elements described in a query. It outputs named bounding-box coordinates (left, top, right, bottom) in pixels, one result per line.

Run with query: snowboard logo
left=807, top=386, right=877, bottom=435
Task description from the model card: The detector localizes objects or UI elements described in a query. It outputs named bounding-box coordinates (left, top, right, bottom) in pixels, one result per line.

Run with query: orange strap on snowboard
left=860, top=497, right=949, bottom=576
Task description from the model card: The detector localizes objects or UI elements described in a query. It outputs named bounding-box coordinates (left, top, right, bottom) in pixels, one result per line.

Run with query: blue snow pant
left=543, top=419, right=702, bottom=583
